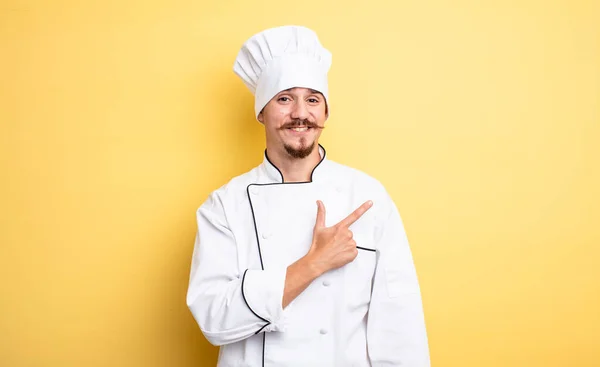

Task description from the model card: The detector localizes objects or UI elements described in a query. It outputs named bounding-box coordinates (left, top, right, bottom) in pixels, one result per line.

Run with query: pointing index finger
left=338, top=200, right=373, bottom=228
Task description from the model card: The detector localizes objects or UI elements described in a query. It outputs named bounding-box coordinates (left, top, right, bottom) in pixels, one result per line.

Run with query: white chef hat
left=233, top=25, right=332, bottom=121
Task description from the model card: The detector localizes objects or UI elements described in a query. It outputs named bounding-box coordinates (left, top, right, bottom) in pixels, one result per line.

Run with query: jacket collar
left=262, top=144, right=328, bottom=183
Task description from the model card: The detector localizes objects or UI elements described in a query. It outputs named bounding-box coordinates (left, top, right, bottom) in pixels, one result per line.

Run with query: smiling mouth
left=289, top=126, right=311, bottom=132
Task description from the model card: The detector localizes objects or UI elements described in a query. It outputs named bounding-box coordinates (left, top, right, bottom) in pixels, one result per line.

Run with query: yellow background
left=1, top=0, right=599, bottom=366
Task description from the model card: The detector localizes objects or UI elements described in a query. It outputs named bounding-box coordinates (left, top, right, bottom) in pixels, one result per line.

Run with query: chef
left=186, top=25, right=431, bottom=366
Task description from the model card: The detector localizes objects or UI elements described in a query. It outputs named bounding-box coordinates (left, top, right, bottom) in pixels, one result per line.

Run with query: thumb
left=315, top=200, right=326, bottom=228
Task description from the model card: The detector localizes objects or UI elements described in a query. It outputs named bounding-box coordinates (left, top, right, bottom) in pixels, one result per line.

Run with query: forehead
left=276, top=87, right=323, bottom=96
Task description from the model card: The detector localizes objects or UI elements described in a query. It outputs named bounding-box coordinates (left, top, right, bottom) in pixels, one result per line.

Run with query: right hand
left=306, top=200, right=373, bottom=274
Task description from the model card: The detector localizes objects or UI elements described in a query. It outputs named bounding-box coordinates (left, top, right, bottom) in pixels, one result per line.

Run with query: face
left=258, top=87, right=328, bottom=159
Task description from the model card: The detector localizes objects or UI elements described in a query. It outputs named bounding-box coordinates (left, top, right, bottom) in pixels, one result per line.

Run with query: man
left=187, top=25, right=430, bottom=366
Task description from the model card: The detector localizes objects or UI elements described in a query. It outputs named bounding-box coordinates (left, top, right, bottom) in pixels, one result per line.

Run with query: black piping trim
left=262, top=333, right=266, bottom=367
left=357, top=246, right=376, bottom=252
left=241, top=269, right=270, bottom=323
left=264, top=152, right=284, bottom=183
left=246, top=187, right=265, bottom=270
left=255, top=323, right=269, bottom=335
left=264, top=144, right=327, bottom=183
left=246, top=145, right=327, bottom=367
left=246, top=187, right=270, bottom=366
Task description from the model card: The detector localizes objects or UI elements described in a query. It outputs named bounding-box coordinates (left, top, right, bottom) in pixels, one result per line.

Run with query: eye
left=308, top=97, right=320, bottom=103
left=278, top=96, right=291, bottom=102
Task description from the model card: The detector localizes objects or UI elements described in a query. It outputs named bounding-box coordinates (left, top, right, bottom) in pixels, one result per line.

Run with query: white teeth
left=291, top=127, right=308, bottom=132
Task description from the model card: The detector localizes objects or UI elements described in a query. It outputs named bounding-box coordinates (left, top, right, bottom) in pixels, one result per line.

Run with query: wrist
left=302, top=252, right=327, bottom=279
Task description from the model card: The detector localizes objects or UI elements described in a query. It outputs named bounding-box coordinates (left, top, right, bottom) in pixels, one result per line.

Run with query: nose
left=290, top=100, right=310, bottom=121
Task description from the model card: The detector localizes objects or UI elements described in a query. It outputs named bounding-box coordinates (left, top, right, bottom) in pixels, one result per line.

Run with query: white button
left=335, top=186, right=343, bottom=193
left=250, top=187, right=259, bottom=195
left=322, top=280, right=331, bottom=287
left=261, top=231, right=271, bottom=239
left=319, top=329, right=328, bottom=335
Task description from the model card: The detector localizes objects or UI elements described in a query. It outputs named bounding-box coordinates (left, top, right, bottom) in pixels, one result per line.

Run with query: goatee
left=284, top=140, right=315, bottom=159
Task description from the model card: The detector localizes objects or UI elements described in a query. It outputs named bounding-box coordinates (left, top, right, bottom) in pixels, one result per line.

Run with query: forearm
left=188, top=277, right=265, bottom=345
left=282, top=254, right=324, bottom=308
left=188, top=266, right=291, bottom=345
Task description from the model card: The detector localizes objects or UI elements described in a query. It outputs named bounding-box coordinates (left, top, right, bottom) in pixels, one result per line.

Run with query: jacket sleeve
left=366, top=193, right=431, bottom=366
left=186, top=192, right=288, bottom=346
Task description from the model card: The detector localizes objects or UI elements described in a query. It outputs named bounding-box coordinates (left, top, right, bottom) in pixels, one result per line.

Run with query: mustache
left=279, top=119, right=325, bottom=130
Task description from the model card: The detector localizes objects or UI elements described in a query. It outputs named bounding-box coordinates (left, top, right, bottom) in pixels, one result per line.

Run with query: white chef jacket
left=187, top=145, right=430, bottom=367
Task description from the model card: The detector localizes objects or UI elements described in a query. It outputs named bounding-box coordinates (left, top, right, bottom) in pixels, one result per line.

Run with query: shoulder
left=325, top=159, right=400, bottom=224
left=198, top=165, right=260, bottom=213
left=326, top=159, right=390, bottom=200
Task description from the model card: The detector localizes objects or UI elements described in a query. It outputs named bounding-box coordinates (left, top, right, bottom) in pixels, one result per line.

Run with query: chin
left=284, top=140, right=316, bottom=159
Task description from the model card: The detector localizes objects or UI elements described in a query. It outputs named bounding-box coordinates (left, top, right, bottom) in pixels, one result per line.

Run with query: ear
left=257, top=112, right=264, bottom=123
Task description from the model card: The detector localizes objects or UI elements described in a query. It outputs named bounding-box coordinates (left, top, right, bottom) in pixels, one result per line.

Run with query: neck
left=266, top=144, right=322, bottom=183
